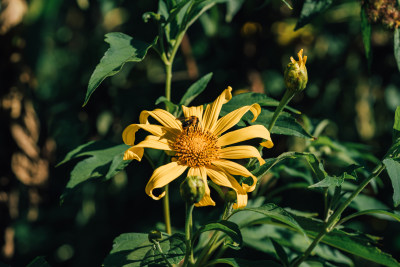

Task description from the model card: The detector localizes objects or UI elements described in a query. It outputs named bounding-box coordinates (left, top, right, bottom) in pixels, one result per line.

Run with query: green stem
left=154, top=241, right=173, bottom=267
left=291, top=164, right=386, bottom=267
left=163, top=185, right=172, bottom=235
left=268, top=89, right=295, bottom=132
left=184, top=203, right=195, bottom=267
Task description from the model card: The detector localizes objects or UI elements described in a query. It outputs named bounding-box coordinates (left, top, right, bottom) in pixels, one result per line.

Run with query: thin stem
left=291, top=164, right=386, bottom=267
left=154, top=241, right=173, bottom=267
left=268, top=89, right=295, bottom=132
left=163, top=185, right=172, bottom=235
left=184, top=203, right=195, bottom=267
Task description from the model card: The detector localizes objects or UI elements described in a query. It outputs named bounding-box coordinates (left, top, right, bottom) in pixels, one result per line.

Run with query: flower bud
left=180, top=176, right=205, bottom=204
left=148, top=230, right=163, bottom=243
left=284, top=49, right=308, bottom=93
left=225, top=190, right=237, bottom=203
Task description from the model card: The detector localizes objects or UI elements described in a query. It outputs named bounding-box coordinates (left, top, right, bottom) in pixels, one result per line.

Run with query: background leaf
left=179, top=72, right=213, bottom=106
left=26, top=257, right=51, bottom=267
left=195, top=221, right=242, bottom=248
left=84, top=33, right=156, bottom=106
left=383, top=158, right=400, bottom=207
left=295, top=0, right=333, bottom=30
left=103, top=233, right=185, bottom=267
left=394, top=28, right=400, bottom=72
left=361, top=8, right=372, bottom=71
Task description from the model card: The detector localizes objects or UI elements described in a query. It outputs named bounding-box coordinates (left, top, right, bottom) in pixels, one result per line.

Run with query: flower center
left=171, top=126, right=220, bottom=167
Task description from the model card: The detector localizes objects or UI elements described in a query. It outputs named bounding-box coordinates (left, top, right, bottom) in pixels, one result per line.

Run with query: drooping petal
left=202, top=87, right=232, bottom=131
left=217, top=124, right=273, bottom=148
left=212, top=159, right=257, bottom=192
left=211, top=103, right=261, bottom=136
left=206, top=166, right=247, bottom=209
left=145, top=162, right=187, bottom=200
left=220, top=145, right=265, bottom=165
left=188, top=167, right=216, bottom=207
left=122, top=124, right=165, bottom=146
left=123, top=146, right=144, bottom=161
left=139, top=109, right=181, bottom=130
left=123, top=135, right=172, bottom=161
left=182, top=105, right=204, bottom=125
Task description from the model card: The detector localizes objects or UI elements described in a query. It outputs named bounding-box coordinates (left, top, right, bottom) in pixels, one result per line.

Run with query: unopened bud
left=284, top=49, right=308, bottom=93
left=225, top=190, right=237, bottom=203
left=148, top=230, right=163, bottom=243
left=180, top=176, right=205, bottom=204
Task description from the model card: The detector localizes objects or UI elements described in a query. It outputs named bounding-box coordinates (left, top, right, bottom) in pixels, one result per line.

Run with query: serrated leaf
left=293, top=215, right=400, bottom=267
left=84, top=33, right=156, bottom=106
left=231, top=203, right=308, bottom=241
left=295, top=0, right=333, bottom=30
left=309, top=173, right=355, bottom=188
left=383, top=158, right=400, bottom=207
left=205, top=258, right=283, bottom=267
left=58, top=141, right=131, bottom=198
left=26, top=257, right=51, bottom=267
left=195, top=221, right=242, bottom=249
left=361, top=8, right=372, bottom=71
left=103, top=233, right=185, bottom=267
left=179, top=72, right=213, bottom=106
left=394, top=28, right=400, bottom=72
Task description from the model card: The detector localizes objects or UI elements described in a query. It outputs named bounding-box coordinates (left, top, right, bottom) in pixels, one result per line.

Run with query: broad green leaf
left=361, top=8, right=372, bottom=71
left=394, top=28, right=400, bottom=72
left=58, top=141, right=131, bottom=198
left=194, top=221, right=242, bottom=248
left=271, top=239, right=289, bottom=267
left=84, top=33, right=156, bottom=106
left=308, top=173, right=355, bottom=188
left=293, top=215, right=400, bottom=267
left=179, top=72, right=213, bottom=106
left=340, top=209, right=400, bottom=225
left=295, top=0, right=333, bottom=30
left=103, top=233, right=185, bottom=267
left=230, top=203, right=308, bottom=240
left=383, top=158, right=400, bottom=207
left=205, top=258, right=282, bottom=267
left=26, top=257, right=51, bottom=267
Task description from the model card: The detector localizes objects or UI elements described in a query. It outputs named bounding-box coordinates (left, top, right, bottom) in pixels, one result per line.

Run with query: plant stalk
left=184, top=203, right=195, bottom=267
left=291, top=164, right=386, bottom=267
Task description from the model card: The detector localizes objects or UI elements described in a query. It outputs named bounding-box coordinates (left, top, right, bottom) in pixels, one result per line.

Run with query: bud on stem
left=180, top=176, right=205, bottom=204
left=284, top=49, right=308, bottom=93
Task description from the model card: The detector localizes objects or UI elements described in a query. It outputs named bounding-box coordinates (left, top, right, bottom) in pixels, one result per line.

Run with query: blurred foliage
left=1, top=0, right=400, bottom=266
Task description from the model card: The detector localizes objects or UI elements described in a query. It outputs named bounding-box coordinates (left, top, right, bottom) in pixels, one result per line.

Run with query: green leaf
left=58, top=141, right=131, bottom=198
left=394, top=28, right=400, bottom=72
left=295, top=0, right=333, bottom=30
left=205, top=258, right=283, bottom=267
left=271, top=239, right=289, bottom=267
left=361, top=8, right=372, bottom=71
left=393, top=106, right=400, bottom=141
left=383, top=158, right=400, bottom=207
left=308, top=173, right=356, bottom=188
left=225, top=0, right=245, bottom=22
left=155, top=96, right=178, bottom=114
left=231, top=203, right=308, bottom=240
left=195, top=221, right=242, bottom=249
left=340, top=209, right=400, bottom=225
left=84, top=33, right=156, bottom=106
left=293, top=215, right=400, bottom=267
left=26, top=257, right=51, bottom=267
left=103, top=233, right=185, bottom=267
left=179, top=72, right=213, bottom=106
left=185, top=0, right=229, bottom=31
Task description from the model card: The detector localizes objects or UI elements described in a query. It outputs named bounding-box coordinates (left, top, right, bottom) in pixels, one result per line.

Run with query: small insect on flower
left=177, top=116, right=200, bottom=129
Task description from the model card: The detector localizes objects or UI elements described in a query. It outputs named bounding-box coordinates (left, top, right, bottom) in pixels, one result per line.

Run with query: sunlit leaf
left=383, top=158, right=400, bottom=207
left=295, top=0, right=333, bottom=30
left=103, top=233, right=185, bottom=267
left=309, top=172, right=355, bottom=188
left=179, top=72, right=213, bottom=106
left=84, top=33, right=156, bottom=106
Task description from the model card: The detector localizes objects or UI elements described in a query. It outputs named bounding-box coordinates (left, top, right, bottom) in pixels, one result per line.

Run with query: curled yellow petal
left=122, top=124, right=165, bottom=146
left=202, top=87, right=232, bottom=131
left=217, top=124, right=273, bottom=148
left=212, top=159, right=257, bottom=192
left=189, top=167, right=216, bottom=207
left=220, top=145, right=265, bottom=165
left=206, top=166, right=247, bottom=209
left=145, top=162, right=187, bottom=200
left=211, top=103, right=261, bottom=136
left=139, top=109, right=181, bottom=130
left=123, top=135, right=172, bottom=161
left=123, top=146, right=144, bottom=161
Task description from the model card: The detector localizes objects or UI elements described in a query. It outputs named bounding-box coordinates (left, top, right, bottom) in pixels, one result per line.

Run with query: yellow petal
left=211, top=103, right=261, bottom=136
left=212, top=159, right=257, bottom=192
left=122, top=124, right=165, bottom=146
left=182, top=105, right=204, bottom=124
left=206, top=166, right=247, bottom=209
left=202, top=87, right=232, bottom=131
left=189, top=167, right=216, bottom=207
left=139, top=109, right=181, bottom=130
left=145, top=162, right=187, bottom=200
left=123, top=146, right=144, bottom=161
left=220, top=145, right=265, bottom=165
left=217, top=124, right=273, bottom=148
left=123, top=135, right=172, bottom=161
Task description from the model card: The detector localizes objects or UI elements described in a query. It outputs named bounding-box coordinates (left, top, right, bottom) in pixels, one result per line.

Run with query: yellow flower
left=122, top=87, right=273, bottom=209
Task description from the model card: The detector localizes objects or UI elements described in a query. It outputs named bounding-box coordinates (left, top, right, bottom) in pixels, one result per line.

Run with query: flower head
left=284, top=49, right=308, bottom=93
left=122, top=87, right=273, bottom=209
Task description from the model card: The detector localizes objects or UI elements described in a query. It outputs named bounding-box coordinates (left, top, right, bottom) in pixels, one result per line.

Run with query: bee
left=177, top=116, right=200, bottom=129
